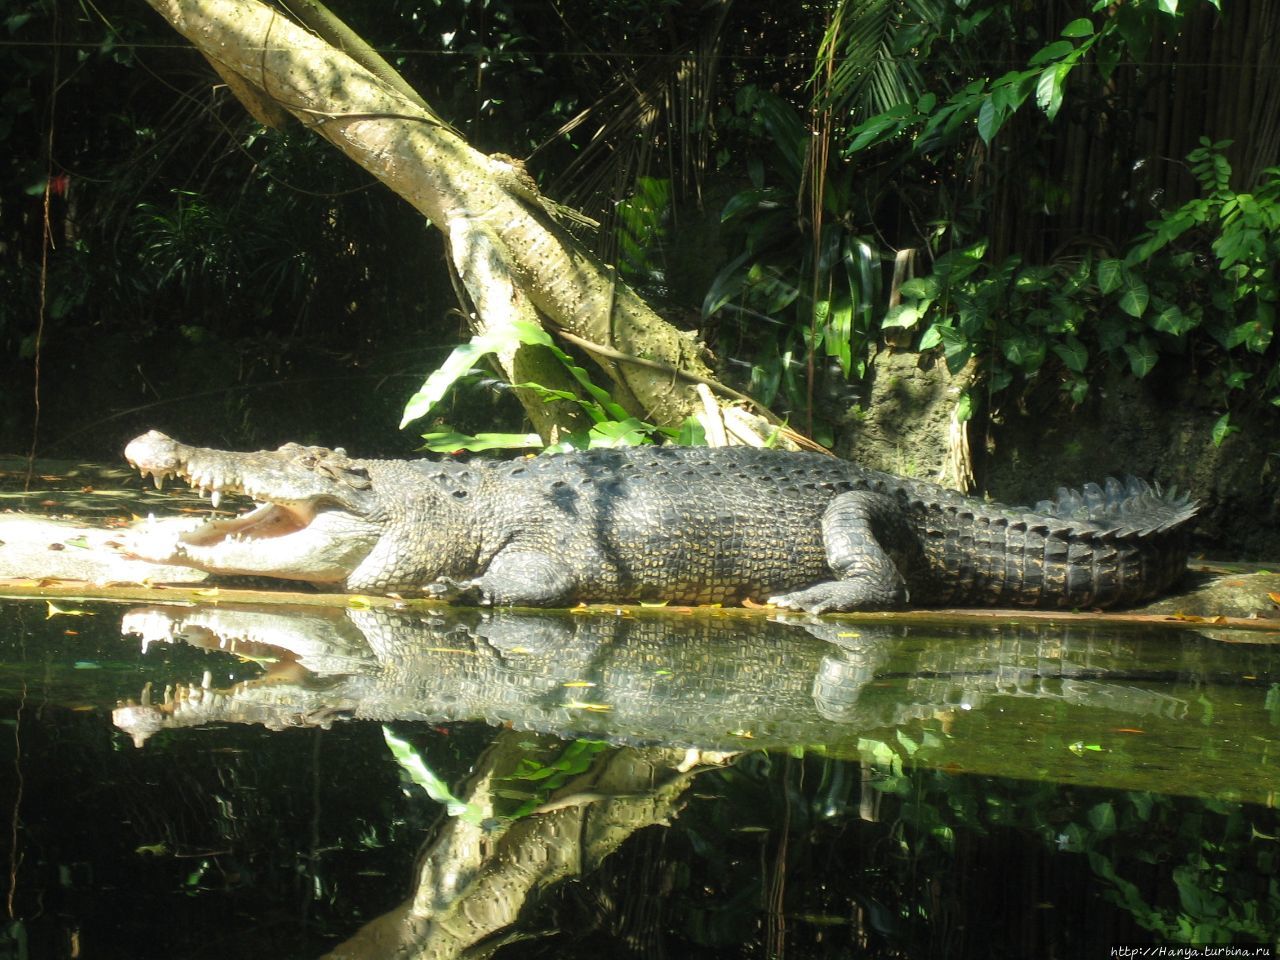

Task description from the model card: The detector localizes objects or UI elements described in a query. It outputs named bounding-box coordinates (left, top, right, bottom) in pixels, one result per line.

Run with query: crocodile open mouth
left=123, top=453, right=379, bottom=584
left=166, top=499, right=317, bottom=547
left=127, top=448, right=327, bottom=547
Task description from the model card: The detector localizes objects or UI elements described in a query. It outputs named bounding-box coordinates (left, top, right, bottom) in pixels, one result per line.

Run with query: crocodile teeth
left=153, top=472, right=166, bottom=491
left=210, top=489, right=222, bottom=510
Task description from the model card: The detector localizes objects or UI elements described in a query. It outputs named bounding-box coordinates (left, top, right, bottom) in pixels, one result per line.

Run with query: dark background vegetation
left=2, top=0, right=1277, bottom=473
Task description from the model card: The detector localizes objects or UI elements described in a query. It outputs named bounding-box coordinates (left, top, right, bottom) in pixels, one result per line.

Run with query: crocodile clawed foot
left=769, top=578, right=906, bottom=615
left=769, top=589, right=838, bottom=615
left=425, top=576, right=489, bottom=604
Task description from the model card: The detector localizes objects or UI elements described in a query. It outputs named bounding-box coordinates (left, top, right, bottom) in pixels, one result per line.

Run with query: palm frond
left=535, top=0, right=733, bottom=256
left=814, top=0, right=945, bottom=121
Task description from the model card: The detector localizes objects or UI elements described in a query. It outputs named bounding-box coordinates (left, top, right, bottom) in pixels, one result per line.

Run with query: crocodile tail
left=1032, top=476, right=1200, bottom=538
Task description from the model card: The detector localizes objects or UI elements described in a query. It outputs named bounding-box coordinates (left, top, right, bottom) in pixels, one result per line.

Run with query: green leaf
left=720, top=186, right=784, bottom=223
left=1151, top=304, right=1195, bottom=336
left=1001, top=333, right=1047, bottom=371
left=991, top=69, right=1036, bottom=113
left=1242, top=316, right=1274, bottom=353
left=1035, top=64, right=1070, bottom=121
left=1066, top=374, right=1089, bottom=404
left=935, top=325, right=974, bottom=374
left=1123, top=335, right=1158, bottom=377
left=883, top=303, right=919, bottom=329
left=1224, top=319, right=1256, bottom=349
left=587, top=418, right=652, bottom=447
left=846, top=104, right=914, bottom=154
left=673, top=418, right=707, bottom=446
left=400, top=328, right=513, bottom=428
left=1118, top=277, right=1150, bottom=318
left=1061, top=18, right=1094, bottom=38
left=1030, top=40, right=1075, bottom=66
left=1097, top=258, right=1124, bottom=294
left=822, top=299, right=855, bottom=375
left=419, top=430, right=543, bottom=452
left=977, top=97, right=1001, bottom=145
left=1052, top=335, right=1088, bottom=373
left=897, top=276, right=940, bottom=300
left=511, top=320, right=632, bottom=422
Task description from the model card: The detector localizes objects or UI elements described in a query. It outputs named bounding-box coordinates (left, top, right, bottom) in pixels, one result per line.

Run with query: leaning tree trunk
left=143, top=0, right=788, bottom=448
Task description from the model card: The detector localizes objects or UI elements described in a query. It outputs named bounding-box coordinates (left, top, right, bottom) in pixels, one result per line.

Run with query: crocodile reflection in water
left=113, top=605, right=1191, bottom=750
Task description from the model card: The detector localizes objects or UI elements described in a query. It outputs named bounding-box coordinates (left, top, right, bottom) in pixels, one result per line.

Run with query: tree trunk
left=143, top=0, right=782, bottom=446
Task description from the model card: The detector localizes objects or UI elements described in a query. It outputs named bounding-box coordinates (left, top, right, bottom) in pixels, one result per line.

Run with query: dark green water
left=0, top=598, right=1275, bottom=959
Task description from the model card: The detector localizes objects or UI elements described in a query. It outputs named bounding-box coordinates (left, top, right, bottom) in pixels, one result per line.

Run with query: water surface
left=0, top=596, right=1275, bottom=958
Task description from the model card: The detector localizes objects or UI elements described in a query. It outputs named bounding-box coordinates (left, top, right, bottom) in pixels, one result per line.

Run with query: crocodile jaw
left=122, top=506, right=380, bottom=584
left=123, top=431, right=381, bottom=585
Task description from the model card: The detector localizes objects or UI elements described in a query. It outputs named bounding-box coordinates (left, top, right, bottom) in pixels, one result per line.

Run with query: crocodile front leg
left=770, top=490, right=914, bottom=614
left=429, top=549, right=579, bottom=606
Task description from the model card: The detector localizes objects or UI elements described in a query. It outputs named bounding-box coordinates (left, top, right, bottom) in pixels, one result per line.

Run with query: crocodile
left=120, top=430, right=1199, bottom=612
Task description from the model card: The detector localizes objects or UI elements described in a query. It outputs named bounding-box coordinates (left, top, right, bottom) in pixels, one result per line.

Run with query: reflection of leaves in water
left=1073, top=792, right=1280, bottom=944
left=46, top=602, right=96, bottom=619
left=503, top=739, right=610, bottom=819
left=381, top=729, right=615, bottom=828
left=382, top=726, right=486, bottom=824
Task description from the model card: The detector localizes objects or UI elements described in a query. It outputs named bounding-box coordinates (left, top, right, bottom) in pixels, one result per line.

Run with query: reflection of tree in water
left=327, top=732, right=731, bottom=959
left=319, top=739, right=1278, bottom=958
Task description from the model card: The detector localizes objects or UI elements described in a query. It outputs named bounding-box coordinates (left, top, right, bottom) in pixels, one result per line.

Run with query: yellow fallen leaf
left=565, top=700, right=612, bottom=712
left=46, top=602, right=95, bottom=619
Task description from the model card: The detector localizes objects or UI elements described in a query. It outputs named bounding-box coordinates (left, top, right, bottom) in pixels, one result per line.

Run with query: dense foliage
left=2, top=0, right=1276, bottom=456
left=703, top=0, right=1279, bottom=443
